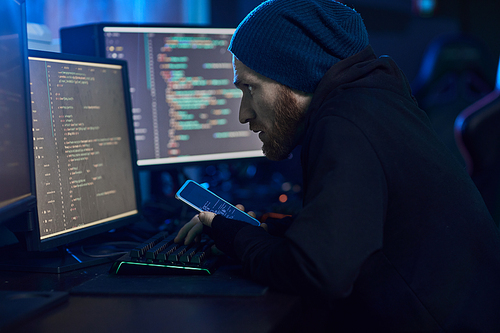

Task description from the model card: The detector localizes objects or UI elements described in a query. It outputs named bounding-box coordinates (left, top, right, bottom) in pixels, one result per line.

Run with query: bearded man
left=175, top=0, right=500, bottom=331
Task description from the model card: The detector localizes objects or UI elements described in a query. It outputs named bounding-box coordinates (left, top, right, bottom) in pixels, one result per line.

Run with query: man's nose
left=238, top=98, right=255, bottom=124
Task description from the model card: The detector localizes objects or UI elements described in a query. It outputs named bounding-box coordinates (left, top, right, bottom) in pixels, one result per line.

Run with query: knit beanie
left=228, top=0, right=369, bottom=93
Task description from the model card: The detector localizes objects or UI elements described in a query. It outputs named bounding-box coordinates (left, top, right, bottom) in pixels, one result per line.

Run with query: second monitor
left=27, top=50, right=141, bottom=253
left=61, top=24, right=264, bottom=167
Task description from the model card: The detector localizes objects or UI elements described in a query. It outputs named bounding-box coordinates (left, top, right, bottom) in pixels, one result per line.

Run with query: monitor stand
left=0, top=242, right=113, bottom=274
left=0, top=215, right=127, bottom=274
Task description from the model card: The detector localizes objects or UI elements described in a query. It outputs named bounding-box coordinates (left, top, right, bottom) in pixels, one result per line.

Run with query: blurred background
left=25, top=0, right=500, bottom=84
left=23, top=0, right=500, bottom=221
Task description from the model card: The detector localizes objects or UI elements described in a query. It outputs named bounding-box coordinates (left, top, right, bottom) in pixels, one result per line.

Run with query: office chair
left=455, top=69, right=500, bottom=227
left=412, top=33, right=496, bottom=166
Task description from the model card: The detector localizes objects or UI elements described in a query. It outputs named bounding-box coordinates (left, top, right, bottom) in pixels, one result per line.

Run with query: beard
left=262, top=85, right=307, bottom=161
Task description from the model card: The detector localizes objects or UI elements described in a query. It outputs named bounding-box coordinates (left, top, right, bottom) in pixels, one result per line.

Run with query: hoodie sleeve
left=230, top=115, right=388, bottom=301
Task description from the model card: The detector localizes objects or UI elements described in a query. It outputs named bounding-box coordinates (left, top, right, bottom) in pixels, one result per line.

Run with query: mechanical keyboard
left=110, top=231, right=220, bottom=275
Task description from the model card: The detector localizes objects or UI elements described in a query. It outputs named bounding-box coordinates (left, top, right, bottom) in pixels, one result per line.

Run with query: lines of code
left=29, top=58, right=137, bottom=239
left=159, top=36, right=244, bottom=156
left=179, top=180, right=258, bottom=225
left=104, top=28, right=263, bottom=165
left=200, top=199, right=240, bottom=220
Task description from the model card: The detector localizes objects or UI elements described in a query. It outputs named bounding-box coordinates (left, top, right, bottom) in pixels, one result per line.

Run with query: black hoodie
left=209, top=46, right=500, bottom=332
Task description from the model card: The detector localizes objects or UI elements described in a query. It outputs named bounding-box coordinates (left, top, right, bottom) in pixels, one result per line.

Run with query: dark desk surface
left=0, top=262, right=303, bottom=333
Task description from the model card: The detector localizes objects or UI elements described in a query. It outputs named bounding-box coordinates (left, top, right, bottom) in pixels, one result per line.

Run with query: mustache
left=249, top=124, right=265, bottom=133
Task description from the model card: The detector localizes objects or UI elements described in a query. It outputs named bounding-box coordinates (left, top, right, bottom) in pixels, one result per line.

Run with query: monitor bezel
left=60, top=23, right=265, bottom=171
left=25, top=49, right=143, bottom=251
left=61, top=22, right=239, bottom=58
left=0, top=0, right=37, bottom=227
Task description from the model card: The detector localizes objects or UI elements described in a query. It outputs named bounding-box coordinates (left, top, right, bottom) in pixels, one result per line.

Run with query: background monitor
left=60, top=24, right=264, bottom=168
left=25, top=50, right=142, bottom=253
left=0, top=0, right=36, bottom=226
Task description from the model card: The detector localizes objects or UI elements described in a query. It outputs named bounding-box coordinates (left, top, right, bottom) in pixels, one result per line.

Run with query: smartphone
left=175, top=180, right=260, bottom=226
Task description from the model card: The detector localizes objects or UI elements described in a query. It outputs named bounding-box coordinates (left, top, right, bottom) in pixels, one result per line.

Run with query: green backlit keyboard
left=110, top=232, right=220, bottom=276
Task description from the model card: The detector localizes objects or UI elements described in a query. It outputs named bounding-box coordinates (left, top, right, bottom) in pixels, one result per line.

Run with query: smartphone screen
left=175, top=180, right=260, bottom=226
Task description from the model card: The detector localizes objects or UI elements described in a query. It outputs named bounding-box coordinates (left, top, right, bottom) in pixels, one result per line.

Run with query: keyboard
left=110, top=231, right=220, bottom=275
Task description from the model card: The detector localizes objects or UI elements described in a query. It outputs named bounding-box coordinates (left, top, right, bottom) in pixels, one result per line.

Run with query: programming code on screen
left=29, top=57, right=138, bottom=239
left=103, top=27, right=263, bottom=165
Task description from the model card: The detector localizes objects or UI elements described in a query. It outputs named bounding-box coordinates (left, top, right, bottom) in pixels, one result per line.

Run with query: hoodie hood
left=308, top=45, right=418, bottom=115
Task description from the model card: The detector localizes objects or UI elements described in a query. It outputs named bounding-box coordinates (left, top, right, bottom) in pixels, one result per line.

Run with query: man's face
left=233, top=57, right=312, bottom=161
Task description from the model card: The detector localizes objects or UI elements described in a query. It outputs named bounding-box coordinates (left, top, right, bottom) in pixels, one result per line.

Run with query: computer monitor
left=22, top=50, right=142, bottom=255
left=0, top=0, right=36, bottom=226
left=60, top=24, right=263, bottom=168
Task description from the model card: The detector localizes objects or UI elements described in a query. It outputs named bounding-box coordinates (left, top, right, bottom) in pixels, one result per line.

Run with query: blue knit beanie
left=228, top=0, right=369, bottom=93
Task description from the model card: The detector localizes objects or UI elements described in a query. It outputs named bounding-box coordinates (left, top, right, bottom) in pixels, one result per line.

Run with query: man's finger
left=184, top=221, right=203, bottom=245
left=174, top=215, right=200, bottom=243
left=199, top=211, right=216, bottom=227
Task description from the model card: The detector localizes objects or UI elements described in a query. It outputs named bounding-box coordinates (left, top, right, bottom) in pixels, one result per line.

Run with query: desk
left=1, top=262, right=303, bottom=333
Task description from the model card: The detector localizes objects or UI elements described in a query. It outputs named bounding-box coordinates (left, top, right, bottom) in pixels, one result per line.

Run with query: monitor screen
left=27, top=50, right=141, bottom=250
left=0, top=0, right=36, bottom=224
left=61, top=25, right=263, bottom=167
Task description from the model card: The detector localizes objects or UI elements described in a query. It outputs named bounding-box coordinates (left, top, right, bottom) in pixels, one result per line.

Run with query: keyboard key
left=156, top=243, right=180, bottom=262
left=191, top=241, right=213, bottom=264
left=145, top=235, right=175, bottom=260
left=168, top=245, right=189, bottom=262
left=179, top=245, right=200, bottom=263
left=130, top=231, right=168, bottom=258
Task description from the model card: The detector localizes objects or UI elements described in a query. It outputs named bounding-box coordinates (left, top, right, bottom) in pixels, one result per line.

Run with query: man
left=175, top=0, right=500, bottom=331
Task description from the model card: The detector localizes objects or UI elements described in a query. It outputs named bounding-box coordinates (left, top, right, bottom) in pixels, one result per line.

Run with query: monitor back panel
left=0, top=0, right=35, bottom=221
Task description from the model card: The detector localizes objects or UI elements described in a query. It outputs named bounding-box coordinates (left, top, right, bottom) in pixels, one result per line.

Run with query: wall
left=26, top=0, right=210, bottom=43
left=25, top=0, right=500, bottom=81
left=212, top=0, right=500, bottom=83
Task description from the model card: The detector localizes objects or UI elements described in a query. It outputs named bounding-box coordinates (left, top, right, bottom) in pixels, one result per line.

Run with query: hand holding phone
left=175, top=180, right=260, bottom=226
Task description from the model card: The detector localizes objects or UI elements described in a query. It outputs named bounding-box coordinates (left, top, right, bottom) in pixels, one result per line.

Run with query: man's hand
left=174, top=204, right=264, bottom=246
left=174, top=212, right=216, bottom=245
left=235, top=204, right=268, bottom=231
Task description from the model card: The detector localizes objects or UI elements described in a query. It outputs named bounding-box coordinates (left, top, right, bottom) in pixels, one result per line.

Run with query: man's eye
left=247, top=85, right=253, bottom=93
